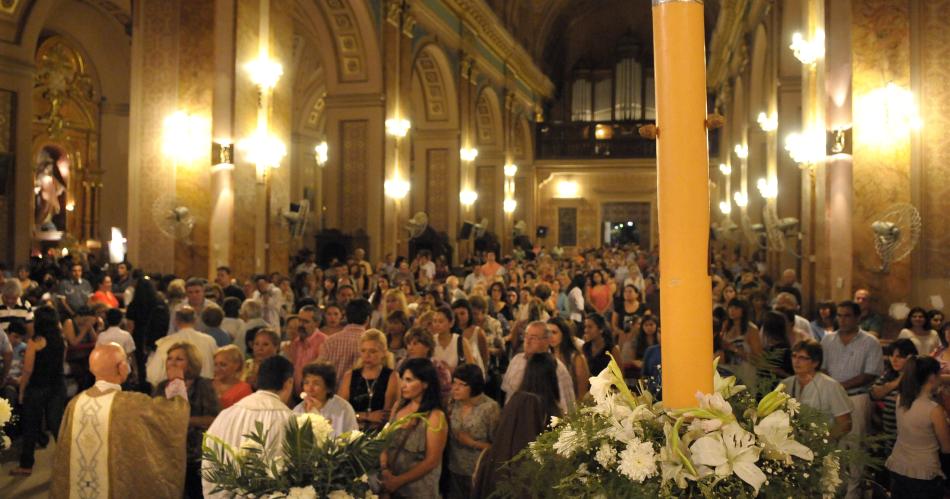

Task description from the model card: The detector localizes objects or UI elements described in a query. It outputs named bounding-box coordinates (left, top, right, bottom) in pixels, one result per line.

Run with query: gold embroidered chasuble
left=50, top=386, right=189, bottom=499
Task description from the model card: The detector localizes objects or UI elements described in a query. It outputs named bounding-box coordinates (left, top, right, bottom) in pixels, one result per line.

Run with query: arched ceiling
left=488, top=0, right=721, bottom=88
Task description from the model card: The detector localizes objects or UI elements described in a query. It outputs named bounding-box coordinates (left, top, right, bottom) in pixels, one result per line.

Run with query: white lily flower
left=689, top=422, right=767, bottom=494
left=713, top=357, right=746, bottom=399
left=589, top=367, right=615, bottom=405
left=753, top=410, right=814, bottom=464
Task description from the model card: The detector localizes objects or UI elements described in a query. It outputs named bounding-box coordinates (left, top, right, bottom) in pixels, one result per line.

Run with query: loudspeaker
left=536, top=226, right=548, bottom=238
left=458, top=221, right=474, bottom=240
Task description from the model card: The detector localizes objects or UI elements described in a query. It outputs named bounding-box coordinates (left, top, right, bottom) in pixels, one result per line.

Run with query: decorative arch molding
left=409, top=42, right=459, bottom=129
left=512, top=114, right=533, bottom=161
left=295, top=0, right=382, bottom=96
left=474, top=85, right=502, bottom=149
left=747, top=23, right=768, bottom=122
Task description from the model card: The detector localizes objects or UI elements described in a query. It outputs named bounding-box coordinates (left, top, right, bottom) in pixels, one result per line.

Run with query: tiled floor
left=0, top=443, right=54, bottom=498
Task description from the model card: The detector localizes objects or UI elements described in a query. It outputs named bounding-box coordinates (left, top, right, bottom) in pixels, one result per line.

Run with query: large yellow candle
left=652, top=0, right=713, bottom=408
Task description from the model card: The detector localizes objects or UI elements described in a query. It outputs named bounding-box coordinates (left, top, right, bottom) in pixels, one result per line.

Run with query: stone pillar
left=209, top=0, right=236, bottom=277
left=651, top=0, right=713, bottom=408
left=128, top=0, right=215, bottom=276
left=851, top=0, right=912, bottom=312
left=0, top=58, right=34, bottom=266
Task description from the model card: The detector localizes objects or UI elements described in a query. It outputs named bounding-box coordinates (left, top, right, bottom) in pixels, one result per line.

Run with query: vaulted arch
left=474, top=85, right=503, bottom=150
left=409, top=42, right=459, bottom=130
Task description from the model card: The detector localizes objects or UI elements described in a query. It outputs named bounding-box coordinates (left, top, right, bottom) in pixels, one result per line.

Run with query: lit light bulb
left=504, top=164, right=518, bottom=177
left=162, top=111, right=210, bottom=163
left=503, top=198, right=517, bottom=213
left=790, top=30, right=824, bottom=65
left=459, top=190, right=478, bottom=206
left=556, top=180, right=579, bottom=198
left=784, top=130, right=825, bottom=165
left=385, top=118, right=411, bottom=138
left=757, top=112, right=778, bottom=132
left=245, top=57, right=284, bottom=89
left=719, top=163, right=732, bottom=176
left=756, top=178, right=778, bottom=199
left=239, top=131, right=287, bottom=169
left=459, top=147, right=479, bottom=162
left=719, top=200, right=732, bottom=214
left=314, top=141, right=328, bottom=166
left=384, top=178, right=410, bottom=199
left=733, top=191, right=748, bottom=208
left=734, top=144, right=749, bottom=159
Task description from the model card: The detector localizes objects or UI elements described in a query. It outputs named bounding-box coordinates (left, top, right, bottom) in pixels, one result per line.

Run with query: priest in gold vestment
left=51, top=343, right=190, bottom=499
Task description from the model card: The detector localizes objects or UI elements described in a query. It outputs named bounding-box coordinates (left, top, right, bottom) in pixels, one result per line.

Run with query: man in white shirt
left=202, top=356, right=295, bottom=498
left=147, top=306, right=218, bottom=385
left=97, top=308, right=136, bottom=365
left=502, top=321, right=576, bottom=413
left=252, top=274, right=283, bottom=329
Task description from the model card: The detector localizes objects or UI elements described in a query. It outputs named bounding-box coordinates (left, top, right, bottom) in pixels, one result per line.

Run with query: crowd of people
left=0, top=241, right=948, bottom=498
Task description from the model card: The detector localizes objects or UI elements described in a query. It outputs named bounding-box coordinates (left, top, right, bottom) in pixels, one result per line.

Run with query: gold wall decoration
left=341, top=120, right=368, bottom=232
left=323, top=0, right=368, bottom=82
left=475, top=89, right=497, bottom=146
left=415, top=51, right=449, bottom=122
left=32, top=35, right=101, bottom=242
left=476, top=164, right=496, bottom=226
left=426, top=148, right=449, bottom=232
left=919, top=0, right=950, bottom=278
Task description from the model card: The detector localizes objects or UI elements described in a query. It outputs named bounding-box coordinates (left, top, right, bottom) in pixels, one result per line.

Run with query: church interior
left=0, top=0, right=944, bottom=313
left=0, top=0, right=949, bottom=497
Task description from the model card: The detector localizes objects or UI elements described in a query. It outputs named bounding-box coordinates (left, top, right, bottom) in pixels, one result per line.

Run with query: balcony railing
left=536, top=121, right=655, bottom=159
left=535, top=120, right=720, bottom=160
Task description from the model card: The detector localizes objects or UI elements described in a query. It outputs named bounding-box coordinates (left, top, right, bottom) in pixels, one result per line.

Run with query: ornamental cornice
left=438, top=0, right=554, bottom=99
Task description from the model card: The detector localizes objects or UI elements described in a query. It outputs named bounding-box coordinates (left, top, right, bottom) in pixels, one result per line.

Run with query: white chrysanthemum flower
left=286, top=486, right=318, bottom=499
left=327, top=490, right=354, bottom=499
left=595, top=442, right=618, bottom=468
left=820, top=454, right=841, bottom=498
left=529, top=441, right=544, bottom=463
left=786, top=398, right=800, bottom=416
left=553, top=425, right=584, bottom=458
left=359, top=474, right=369, bottom=483
left=297, top=413, right=334, bottom=444
left=549, top=416, right=561, bottom=428
left=617, top=440, right=658, bottom=482
left=0, top=397, right=12, bottom=425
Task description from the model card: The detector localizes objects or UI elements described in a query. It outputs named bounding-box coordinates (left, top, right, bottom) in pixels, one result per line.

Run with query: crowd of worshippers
left=0, top=244, right=948, bottom=498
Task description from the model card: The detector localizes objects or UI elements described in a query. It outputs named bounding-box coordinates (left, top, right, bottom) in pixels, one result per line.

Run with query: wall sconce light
left=718, top=200, right=732, bottom=215
left=733, top=191, right=748, bottom=208
left=163, top=111, right=210, bottom=163
left=65, top=201, right=76, bottom=212
left=314, top=141, right=328, bottom=166
left=756, top=178, right=778, bottom=199
left=504, top=163, right=518, bottom=177
left=718, top=163, right=732, bottom=176
left=385, top=118, right=411, bottom=138
left=826, top=127, right=852, bottom=156
left=384, top=178, right=411, bottom=199
left=556, top=180, right=579, bottom=198
left=211, top=140, right=234, bottom=172
left=734, top=144, right=749, bottom=159
left=854, top=83, right=923, bottom=145
left=459, top=189, right=478, bottom=206
left=460, top=147, right=479, bottom=162
left=790, top=30, right=824, bottom=66
left=784, top=130, right=825, bottom=166
left=239, top=130, right=287, bottom=171
left=245, top=57, right=284, bottom=90
left=503, top=198, right=517, bottom=214
left=757, top=112, right=778, bottom=132
left=108, top=227, right=127, bottom=264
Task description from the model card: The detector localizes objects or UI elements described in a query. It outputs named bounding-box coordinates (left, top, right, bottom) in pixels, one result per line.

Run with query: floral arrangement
left=0, top=397, right=12, bottom=450
left=502, top=357, right=845, bottom=498
left=202, top=412, right=405, bottom=499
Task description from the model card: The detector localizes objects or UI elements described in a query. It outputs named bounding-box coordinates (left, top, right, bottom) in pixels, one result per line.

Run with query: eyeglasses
left=791, top=354, right=813, bottom=361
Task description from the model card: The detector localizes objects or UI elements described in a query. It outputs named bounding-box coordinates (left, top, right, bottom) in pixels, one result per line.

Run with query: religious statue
left=33, top=147, right=68, bottom=233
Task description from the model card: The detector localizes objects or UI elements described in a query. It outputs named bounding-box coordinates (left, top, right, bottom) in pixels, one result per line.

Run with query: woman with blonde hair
left=155, top=342, right=219, bottom=497
left=212, top=345, right=252, bottom=409
left=383, top=288, right=410, bottom=324
left=339, top=329, right=399, bottom=430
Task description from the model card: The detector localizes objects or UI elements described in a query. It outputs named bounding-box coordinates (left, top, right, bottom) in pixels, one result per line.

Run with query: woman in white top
left=566, top=274, right=586, bottom=328
left=429, top=305, right=476, bottom=372
left=293, top=362, right=358, bottom=437
left=451, top=299, right=488, bottom=374
left=898, top=307, right=942, bottom=356
left=886, top=356, right=950, bottom=498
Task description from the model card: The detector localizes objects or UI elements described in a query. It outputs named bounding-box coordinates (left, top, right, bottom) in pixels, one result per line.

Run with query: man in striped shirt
left=0, top=280, right=33, bottom=336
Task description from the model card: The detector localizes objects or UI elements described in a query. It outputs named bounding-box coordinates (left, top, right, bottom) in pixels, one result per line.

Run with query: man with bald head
left=501, top=320, right=576, bottom=413
left=51, top=343, right=190, bottom=499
